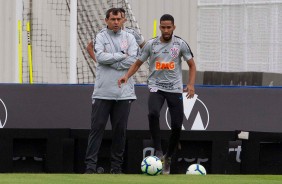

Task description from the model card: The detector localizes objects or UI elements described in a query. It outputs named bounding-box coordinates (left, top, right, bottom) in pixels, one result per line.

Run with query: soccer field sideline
left=0, top=174, right=282, bottom=184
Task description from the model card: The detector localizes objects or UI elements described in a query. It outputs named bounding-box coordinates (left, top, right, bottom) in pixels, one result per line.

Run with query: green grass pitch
left=0, top=174, right=282, bottom=184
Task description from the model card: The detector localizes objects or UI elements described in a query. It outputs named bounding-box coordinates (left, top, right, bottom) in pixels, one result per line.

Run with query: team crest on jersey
left=120, top=40, right=128, bottom=50
left=170, top=47, right=179, bottom=58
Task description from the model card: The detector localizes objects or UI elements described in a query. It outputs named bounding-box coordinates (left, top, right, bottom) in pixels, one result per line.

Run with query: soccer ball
left=186, top=164, right=207, bottom=175
left=141, top=156, right=162, bottom=176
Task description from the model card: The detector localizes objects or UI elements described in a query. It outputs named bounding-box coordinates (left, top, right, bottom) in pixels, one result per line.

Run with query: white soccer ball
left=186, top=164, right=207, bottom=175
left=141, top=156, right=163, bottom=176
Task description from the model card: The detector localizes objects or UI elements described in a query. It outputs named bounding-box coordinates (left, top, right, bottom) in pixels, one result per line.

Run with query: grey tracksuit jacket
left=92, top=28, right=138, bottom=100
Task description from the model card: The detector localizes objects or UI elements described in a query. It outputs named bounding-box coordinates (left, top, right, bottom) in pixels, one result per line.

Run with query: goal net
left=20, top=0, right=148, bottom=84
left=197, top=0, right=282, bottom=73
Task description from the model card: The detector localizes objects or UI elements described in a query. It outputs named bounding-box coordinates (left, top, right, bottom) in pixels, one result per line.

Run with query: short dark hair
left=106, top=8, right=121, bottom=19
left=119, top=8, right=126, bottom=18
left=160, top=14, right=174, bottom=25
left=119, top=8, right=126, bottom=14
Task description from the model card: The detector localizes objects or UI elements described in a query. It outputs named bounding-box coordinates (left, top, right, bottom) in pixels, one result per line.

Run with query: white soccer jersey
left=138, top=35, right=194, bottom=93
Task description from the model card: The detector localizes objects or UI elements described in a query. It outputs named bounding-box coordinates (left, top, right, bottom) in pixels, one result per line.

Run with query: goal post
left=69, top=0, right=77, bottom=84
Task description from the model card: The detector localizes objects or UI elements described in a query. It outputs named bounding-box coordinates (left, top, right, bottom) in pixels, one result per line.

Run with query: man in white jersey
left=86, top=8, right=145, bottom=62
left=118, top=14, right=196, bottom=174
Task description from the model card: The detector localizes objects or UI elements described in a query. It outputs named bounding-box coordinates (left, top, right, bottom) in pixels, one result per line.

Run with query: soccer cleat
left=162, top=155, right=171, bottom=175
left=155, top=150, right=164, bottom=159
left=110, top=169, right=124, bottom=174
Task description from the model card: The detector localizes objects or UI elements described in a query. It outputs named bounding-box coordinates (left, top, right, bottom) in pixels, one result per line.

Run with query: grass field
left=0, top=174, right=282, bottom=184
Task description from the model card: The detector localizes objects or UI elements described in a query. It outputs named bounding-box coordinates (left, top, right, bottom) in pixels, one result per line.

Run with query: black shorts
left=148, top=90, right=183, bottom=129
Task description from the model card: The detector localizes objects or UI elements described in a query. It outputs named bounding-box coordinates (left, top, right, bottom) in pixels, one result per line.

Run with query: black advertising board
left=0, top=84, right=282, bottom=132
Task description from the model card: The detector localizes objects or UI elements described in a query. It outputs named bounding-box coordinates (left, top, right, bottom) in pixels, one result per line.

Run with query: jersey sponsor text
left=155, top=61, right=175, bottom=70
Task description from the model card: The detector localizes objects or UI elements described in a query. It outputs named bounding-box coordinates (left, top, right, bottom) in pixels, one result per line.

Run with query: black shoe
left=110, top=169, right=124, bottom=174
left=84, top=169, right=97, bottom=174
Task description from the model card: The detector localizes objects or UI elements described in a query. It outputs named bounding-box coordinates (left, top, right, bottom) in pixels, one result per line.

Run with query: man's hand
left=118, top=75, right=128, bottom=88
left=86, top=41, right=97, bottom=62
left=117, top=60, right=143, bottom=87
left=183, top=84, right=195, bottom=99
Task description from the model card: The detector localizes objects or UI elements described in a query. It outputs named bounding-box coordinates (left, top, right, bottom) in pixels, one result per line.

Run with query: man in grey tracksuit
left=84, top=8, right=138, bottom=174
